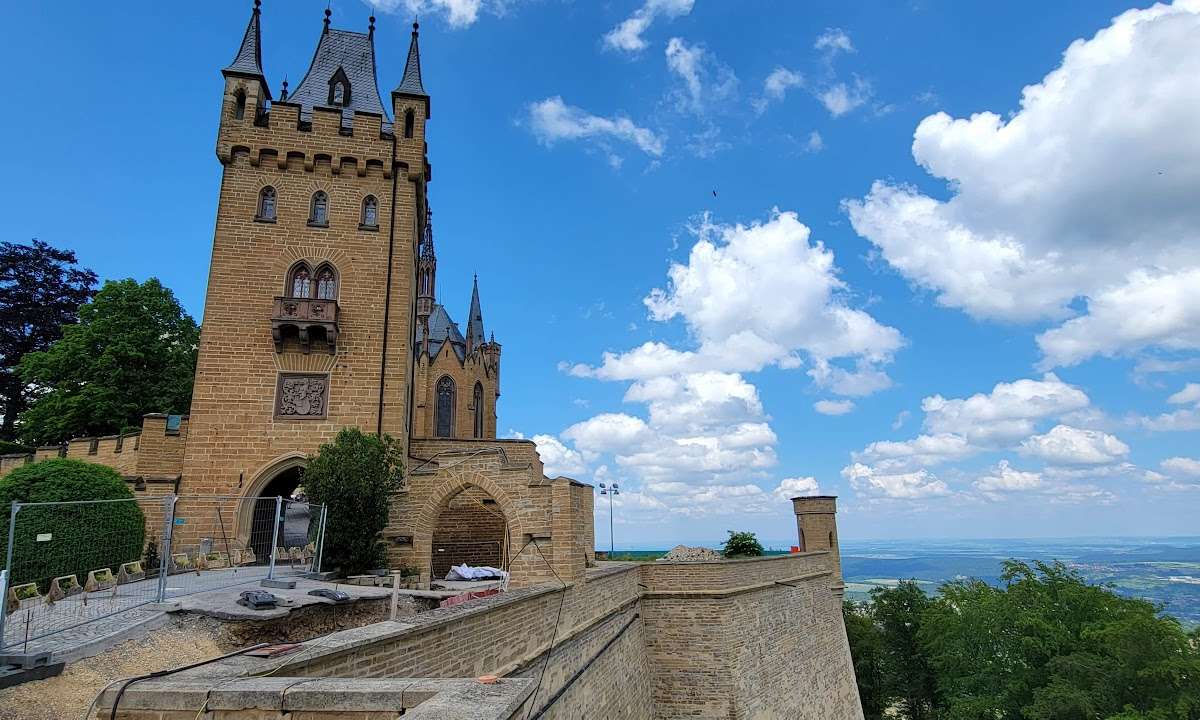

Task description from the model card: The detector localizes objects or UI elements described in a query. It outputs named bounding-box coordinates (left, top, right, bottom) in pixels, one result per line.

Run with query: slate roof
left=416, top=304, right=466, bottom=362
left=224, top=3, right=267, bottom=84
left=466, top=277, right=485, bottom=349
left=290, top=28, right=389, bottom=127
left=395, top=23, right=427, bottom=96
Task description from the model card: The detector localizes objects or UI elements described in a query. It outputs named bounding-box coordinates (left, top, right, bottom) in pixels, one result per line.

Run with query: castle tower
left=793, top=496, right=844, bottom=593
left=181, top=3, right=430, bottom=502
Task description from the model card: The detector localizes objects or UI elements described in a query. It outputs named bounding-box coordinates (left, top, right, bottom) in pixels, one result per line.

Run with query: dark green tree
left=871, top=580, right=942, bottom=719
left=0, top=240, right=96, bottom=441
left=920, top=560, right=1200, bottom=720
left=300, top=428, right=405, bottom=575
left=844, top=600, right=889, bottom=720
left=721, top=530, right=764, bottom=558
left=17, top=278, right=198, bottom=445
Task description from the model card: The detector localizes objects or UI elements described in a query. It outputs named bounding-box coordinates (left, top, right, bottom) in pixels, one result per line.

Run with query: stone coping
left=97, top=676, right=533, bottom=719
left=645, top=549, right=829, bottom=566
left=639, top=570, right=832, bottom=600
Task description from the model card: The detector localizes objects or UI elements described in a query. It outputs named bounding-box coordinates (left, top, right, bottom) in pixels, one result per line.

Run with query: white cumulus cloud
left=814, top=28, right=855, bottom=55
left=1018, top=424, right=1130, bottom=465
left=845, top=1, right=1200, bottom=367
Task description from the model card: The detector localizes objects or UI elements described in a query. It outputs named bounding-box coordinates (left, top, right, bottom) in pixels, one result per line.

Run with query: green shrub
left=0, top=440, right=33, bottom=456
left=301, top=428, right=404, bottom=575
left=721, top=530, right=764, bottom=558
left=0, top=458, right=144, bottom=588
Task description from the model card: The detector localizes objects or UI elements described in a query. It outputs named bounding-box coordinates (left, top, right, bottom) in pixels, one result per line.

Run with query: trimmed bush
left=302, top=428, right=404, bottom=575
left=0, top=458, right=145, bottom=588
left=0, top=440, right=32, bottom=456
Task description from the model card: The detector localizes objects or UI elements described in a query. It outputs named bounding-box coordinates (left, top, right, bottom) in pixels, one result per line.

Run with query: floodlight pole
left=598, top=483, right=619, bottom=554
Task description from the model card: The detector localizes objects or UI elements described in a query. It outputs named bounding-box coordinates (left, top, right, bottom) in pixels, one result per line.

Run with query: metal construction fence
left=0, top=494, right=326, bottom=651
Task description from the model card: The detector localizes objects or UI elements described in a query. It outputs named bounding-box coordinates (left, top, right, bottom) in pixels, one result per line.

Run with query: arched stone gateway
left=239, top=453, right=307, bottom=561
left=412, top=472, right=525, bottom=584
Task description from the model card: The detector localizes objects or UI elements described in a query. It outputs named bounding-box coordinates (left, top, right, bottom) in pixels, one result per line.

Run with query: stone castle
left=6, top=4, right=865, bottom=716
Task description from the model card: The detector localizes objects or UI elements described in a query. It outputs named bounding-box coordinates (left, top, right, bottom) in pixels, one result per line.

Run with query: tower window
left=473, top=382, right=485, bottom=438
left=361, top=196, right=378, bottom=229
left=436, top=376, right=456, bottom=438
left=404, top=109, right=415, bottom=139
left=316, top=265, right=336, bottom=300
left=289, top=263, right=312, bottom=298
left=309, top=191, right=329, bottom=227
left=257, top=186, right=276, bottom=221
left=234, top=90, right=247, bottom=120
left=327, top=68, right=352, bottom=108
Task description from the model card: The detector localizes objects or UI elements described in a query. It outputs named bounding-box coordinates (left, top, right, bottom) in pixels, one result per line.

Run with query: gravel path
left=0, top=622, right=221, bottom=720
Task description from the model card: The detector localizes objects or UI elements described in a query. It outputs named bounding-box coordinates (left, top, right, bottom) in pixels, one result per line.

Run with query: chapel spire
left=416, top=208, right=437, bottom=353
left=223, top=0, right=269, bottom=98
left=395, top=21, right=428, bottom=97
left=466, top=275, right=485, bottom=352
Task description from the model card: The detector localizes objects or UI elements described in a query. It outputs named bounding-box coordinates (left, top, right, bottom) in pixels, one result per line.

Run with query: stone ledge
left=639, top=570, right=832, bottom=600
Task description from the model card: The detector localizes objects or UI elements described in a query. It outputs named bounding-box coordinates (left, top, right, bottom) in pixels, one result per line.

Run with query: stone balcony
left=271, top=296, right=339, bottom=355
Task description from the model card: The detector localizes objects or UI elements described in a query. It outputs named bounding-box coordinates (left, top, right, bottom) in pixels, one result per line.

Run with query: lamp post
left=598, top=482, right=619, bottom=554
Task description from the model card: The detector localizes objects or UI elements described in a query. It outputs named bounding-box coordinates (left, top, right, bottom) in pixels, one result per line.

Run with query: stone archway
left=413, top=474, right=524, bottom=584
left=238, top=453, right=307, bottom=561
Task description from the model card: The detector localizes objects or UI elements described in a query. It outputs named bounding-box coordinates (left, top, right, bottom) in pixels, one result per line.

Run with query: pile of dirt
left=658, top=544, right=723, bottom=562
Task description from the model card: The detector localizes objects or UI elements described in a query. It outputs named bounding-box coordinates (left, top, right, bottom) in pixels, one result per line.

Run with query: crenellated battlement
left=0, top=414, right=187, bottom=483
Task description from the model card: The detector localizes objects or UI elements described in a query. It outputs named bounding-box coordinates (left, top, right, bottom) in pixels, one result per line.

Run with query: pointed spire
left=420, top=208, right=436, bottom=260
left=224, top=0, right=267, bottom=89
left=395, top=19, right=428, bottom=97
left=467, top=275, right=485, bottom=351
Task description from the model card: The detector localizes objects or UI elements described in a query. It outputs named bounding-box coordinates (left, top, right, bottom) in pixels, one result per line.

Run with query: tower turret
left=220, top=0, right=271, bottom=132
left=792, top=495, right=844, bottom=594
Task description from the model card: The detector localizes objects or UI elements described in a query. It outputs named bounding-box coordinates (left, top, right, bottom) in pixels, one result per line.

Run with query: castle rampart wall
left=97, top=553, right=863, bottom=720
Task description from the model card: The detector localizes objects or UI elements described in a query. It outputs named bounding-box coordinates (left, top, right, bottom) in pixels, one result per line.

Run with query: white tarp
left=445, top=564, right=508, bottom=581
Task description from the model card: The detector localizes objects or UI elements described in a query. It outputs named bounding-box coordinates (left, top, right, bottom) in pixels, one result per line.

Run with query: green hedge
left=0, top=459, right=145, bottom=588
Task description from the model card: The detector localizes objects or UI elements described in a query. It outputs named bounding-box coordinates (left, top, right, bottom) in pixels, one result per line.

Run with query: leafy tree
left=920, top=560, right=1200, bottom=720
left=871, top=580, right=942, bottom=720
left=17, top=278, right=198, bottom=445
left=844, top=600, right=889, bottom=720
left=0, top=240, right=96, bottom=440
left=0, top=458, right=145, bottom=587
left=721, top=530, right=764, bottom=558
left=300, top=428, right=404, bottom=575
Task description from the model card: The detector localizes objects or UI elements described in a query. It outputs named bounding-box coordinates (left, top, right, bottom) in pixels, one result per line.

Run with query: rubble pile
left=658, top=545, right=723, bottom=562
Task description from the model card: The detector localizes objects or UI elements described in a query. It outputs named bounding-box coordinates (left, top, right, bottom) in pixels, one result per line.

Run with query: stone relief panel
left=275, top=373, right=329, bottom=419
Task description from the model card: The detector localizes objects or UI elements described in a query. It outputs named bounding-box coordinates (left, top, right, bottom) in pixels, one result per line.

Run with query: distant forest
left=844, top=560, right=1200, bottom=720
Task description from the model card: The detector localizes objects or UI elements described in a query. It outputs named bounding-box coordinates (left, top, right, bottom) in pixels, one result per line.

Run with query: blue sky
left=5, top=0, right=1199, bottom=548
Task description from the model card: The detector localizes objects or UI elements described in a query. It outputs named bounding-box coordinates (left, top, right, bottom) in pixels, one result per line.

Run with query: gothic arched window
left=473, top=382, right=485, bottom=438
left=436, top=376, right=456, bottom=438
left=234, top=90, right=247, bottom=120
left=309, top=191, right=328, bottom=226
left=289, top=264, right=312, bottom=298
left=404, top=109, right=415, bottom=139
left=316, top=265, right=336, bottom=300
left=828, top=531, right=834, bottom=549
left=257, top=186, right=276, bottom=221
left=361, top=196, right=378, bottom=228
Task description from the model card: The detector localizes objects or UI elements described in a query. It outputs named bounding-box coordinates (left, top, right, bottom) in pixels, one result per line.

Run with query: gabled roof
left=224, top=1, right=269, bottom=95
left=416, top=304, right=466, bottom=362
left=395, top=22, right=427, bottom=97
left=290, top=26, right=389, bottom=126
